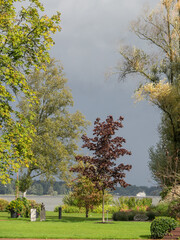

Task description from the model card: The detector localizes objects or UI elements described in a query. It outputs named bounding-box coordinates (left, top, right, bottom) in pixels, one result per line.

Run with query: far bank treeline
left=0, top=180, right=161, bottom=196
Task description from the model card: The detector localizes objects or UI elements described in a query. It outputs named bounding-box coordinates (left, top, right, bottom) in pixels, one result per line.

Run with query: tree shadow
left=139, top=235, right=151, bottom=239
left=46, top=215, right=102, bottom=223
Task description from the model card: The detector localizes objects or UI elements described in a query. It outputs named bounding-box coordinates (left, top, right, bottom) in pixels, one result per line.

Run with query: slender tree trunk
left=165, top=1, right=174, bottom=84
left=102, top=190, right=105, bottom=223
left=15, top=171, right=19, bottom=199
left=178, top=0, right=180, bottom=56
left=86, top=207, right=89, bottom=218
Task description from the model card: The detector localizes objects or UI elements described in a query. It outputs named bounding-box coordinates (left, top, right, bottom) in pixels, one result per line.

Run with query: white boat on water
left=136, top=191, right=146, bottom=197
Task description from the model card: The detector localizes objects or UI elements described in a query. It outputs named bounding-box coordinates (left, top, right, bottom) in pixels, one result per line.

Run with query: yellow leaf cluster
left=134, top=80, right=172, bottom=104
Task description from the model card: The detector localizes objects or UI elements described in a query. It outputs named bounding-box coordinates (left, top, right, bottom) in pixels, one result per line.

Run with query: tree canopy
left=67, top=175, right=105, bottom=218
left=0, top=0, right=61, bottom=183
left=114, top=0, right=180, bottom=187
left=71, top=115, right=132, bottom=222
left=18, top=59, right=89, bottom=192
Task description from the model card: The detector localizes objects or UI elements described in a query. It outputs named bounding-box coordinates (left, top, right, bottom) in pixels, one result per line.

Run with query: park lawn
left=0, top=211, right=151, bottom=239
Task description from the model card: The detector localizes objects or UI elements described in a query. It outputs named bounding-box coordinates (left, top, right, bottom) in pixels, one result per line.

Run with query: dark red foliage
left=71, top=115, right=132, bottom=193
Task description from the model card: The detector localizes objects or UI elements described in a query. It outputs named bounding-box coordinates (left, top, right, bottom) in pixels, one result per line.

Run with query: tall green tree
left=0, top=0, right=61, bottom=183
left=18, top=59, right=89, bottom=193
left=114, top=0, right=180, bottom=186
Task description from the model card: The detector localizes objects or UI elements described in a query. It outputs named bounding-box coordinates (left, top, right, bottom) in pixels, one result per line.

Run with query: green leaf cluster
left=0, top=0, right=61, bottom=183
left=18, top=59, right=89, bottom=189
left=150, top=216, right=177, bottom=239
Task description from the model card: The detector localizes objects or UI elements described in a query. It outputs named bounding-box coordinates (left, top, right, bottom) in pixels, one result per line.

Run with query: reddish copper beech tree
left=71, top=115, right=132, bottom=222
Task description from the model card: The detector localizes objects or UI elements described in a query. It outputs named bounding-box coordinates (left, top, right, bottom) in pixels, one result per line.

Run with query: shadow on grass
left=3, top=213, right=103, bottom=223
left=139, top=235, right=151, bottom=239
left=46, top=215, right=102, bottom=223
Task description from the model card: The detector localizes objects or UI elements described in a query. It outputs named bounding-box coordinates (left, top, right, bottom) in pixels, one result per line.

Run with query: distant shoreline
left=0, top=194, right=161, bottom=211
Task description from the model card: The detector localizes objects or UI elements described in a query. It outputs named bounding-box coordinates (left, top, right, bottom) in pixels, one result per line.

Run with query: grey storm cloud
left=40, top=0, right=160, bottom=186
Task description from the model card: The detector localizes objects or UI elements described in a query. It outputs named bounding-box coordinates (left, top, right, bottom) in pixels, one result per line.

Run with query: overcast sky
left=40, top=0, right=161, bottom=187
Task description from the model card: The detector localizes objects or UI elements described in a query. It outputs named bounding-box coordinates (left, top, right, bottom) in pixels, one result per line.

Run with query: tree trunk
left=15, top=172, right=19, bottom=199
left=102, top=191, right=105, bottom=223
left=86, top=207, right=89, bottom=218
left=178, top=0, right=180, bottom=57
left=165, top=1, right=174, bottom=84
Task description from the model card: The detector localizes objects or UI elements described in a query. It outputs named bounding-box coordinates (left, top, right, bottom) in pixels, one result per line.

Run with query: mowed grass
left=0, top=211, right=151, bottom=239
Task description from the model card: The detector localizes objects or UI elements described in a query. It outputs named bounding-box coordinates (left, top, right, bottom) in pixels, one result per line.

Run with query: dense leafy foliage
left=150, top=216, right=177, bottom=239
left=0, top=0, right=61, bottom=183
left=112, top=211, right=143, bottom=221
left=168, top=199, right=180, bottom=219
left=71, top=115, right=132, bottom=222
left=62, top=181, right=112, bottom=217
left=6, top=197, right=40, bottom=217
left=148, top=202, right=169, bottom=217
left=18, top=59, right=89, bottom=192
left=0, top=198, right=9, bottom=212
left=115, top=0, right=180, bottom=187
left=113, top=196, right=152, bottom=212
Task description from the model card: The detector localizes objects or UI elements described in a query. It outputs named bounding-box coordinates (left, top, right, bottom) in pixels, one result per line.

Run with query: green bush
left=112, top=210, right=138, bottom=221
left=54, top=205, right=85, bottom=213
left=141, top=198, right=152, bottom=206
left=92, top=205, right=118, bottom=214
left=6, top=197, right=39, bottom=218
left=54, top=203, right=118, bottom=214
left=148, top=202, right=169, bottom=217
left=6, top=198, right=27, bottom=217
left=112, top=209, right=156, bottom=221
left=113, top=197, right=152, bottom=211
left=150, top=217, right=177, bottom=239
left=62, top=194, right=78, bottom=206
left=27, top=199, right=41, bottom=217
left=0, top=199, right=9, bottom=212
left=127, top=197, right=136, bottom=209
left=146, top=210, right=156, bottom=221
left=168, top=200, right=180, bottom=219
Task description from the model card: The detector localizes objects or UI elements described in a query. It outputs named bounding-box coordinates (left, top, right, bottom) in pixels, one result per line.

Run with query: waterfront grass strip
left=0, top=212, right=151, bottom=239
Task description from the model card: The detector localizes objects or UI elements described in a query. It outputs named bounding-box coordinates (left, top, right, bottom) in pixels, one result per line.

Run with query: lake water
left=0, top=195, right=161, bottom=211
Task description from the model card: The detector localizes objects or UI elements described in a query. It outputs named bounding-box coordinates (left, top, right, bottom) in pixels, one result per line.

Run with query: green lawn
left=0, top=211, right=151, bottom=239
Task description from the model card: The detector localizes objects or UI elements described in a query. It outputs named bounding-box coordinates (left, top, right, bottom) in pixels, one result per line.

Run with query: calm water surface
left=0, top=195, right=161, bottom=211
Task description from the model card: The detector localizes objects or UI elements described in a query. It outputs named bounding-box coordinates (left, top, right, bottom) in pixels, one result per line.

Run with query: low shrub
left=54, top=204, right=118, bottom=214
left=6, top=198, right=27, bottom=217
left=112, top=210, right=138, bottom=221
left=148, top=202, right=169, bottom=217
left=141, top=197, right=152, bottom=207
left=6, top=197, right=40, bottom=218
left=127, top=197, right=136, bottom=209
left=62, top=194, right=78, bottom=207
left=112, top=209, right=157, bottom=221
left=28, top=200, right=41, bottom=217
left=54, top=205, right=85, bottom=213
left=150, top=217, right=177, bottom=239
left=0, top=199, right=9, bottom=212
left=113, top=197, right=152, bottom=212
left=146, top=210, right=156, bottom=221
left=92, top=205, right=118, bottom=214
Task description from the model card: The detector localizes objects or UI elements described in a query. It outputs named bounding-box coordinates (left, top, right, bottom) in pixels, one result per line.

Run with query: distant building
left=136, top=191, right=146, bottom=197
